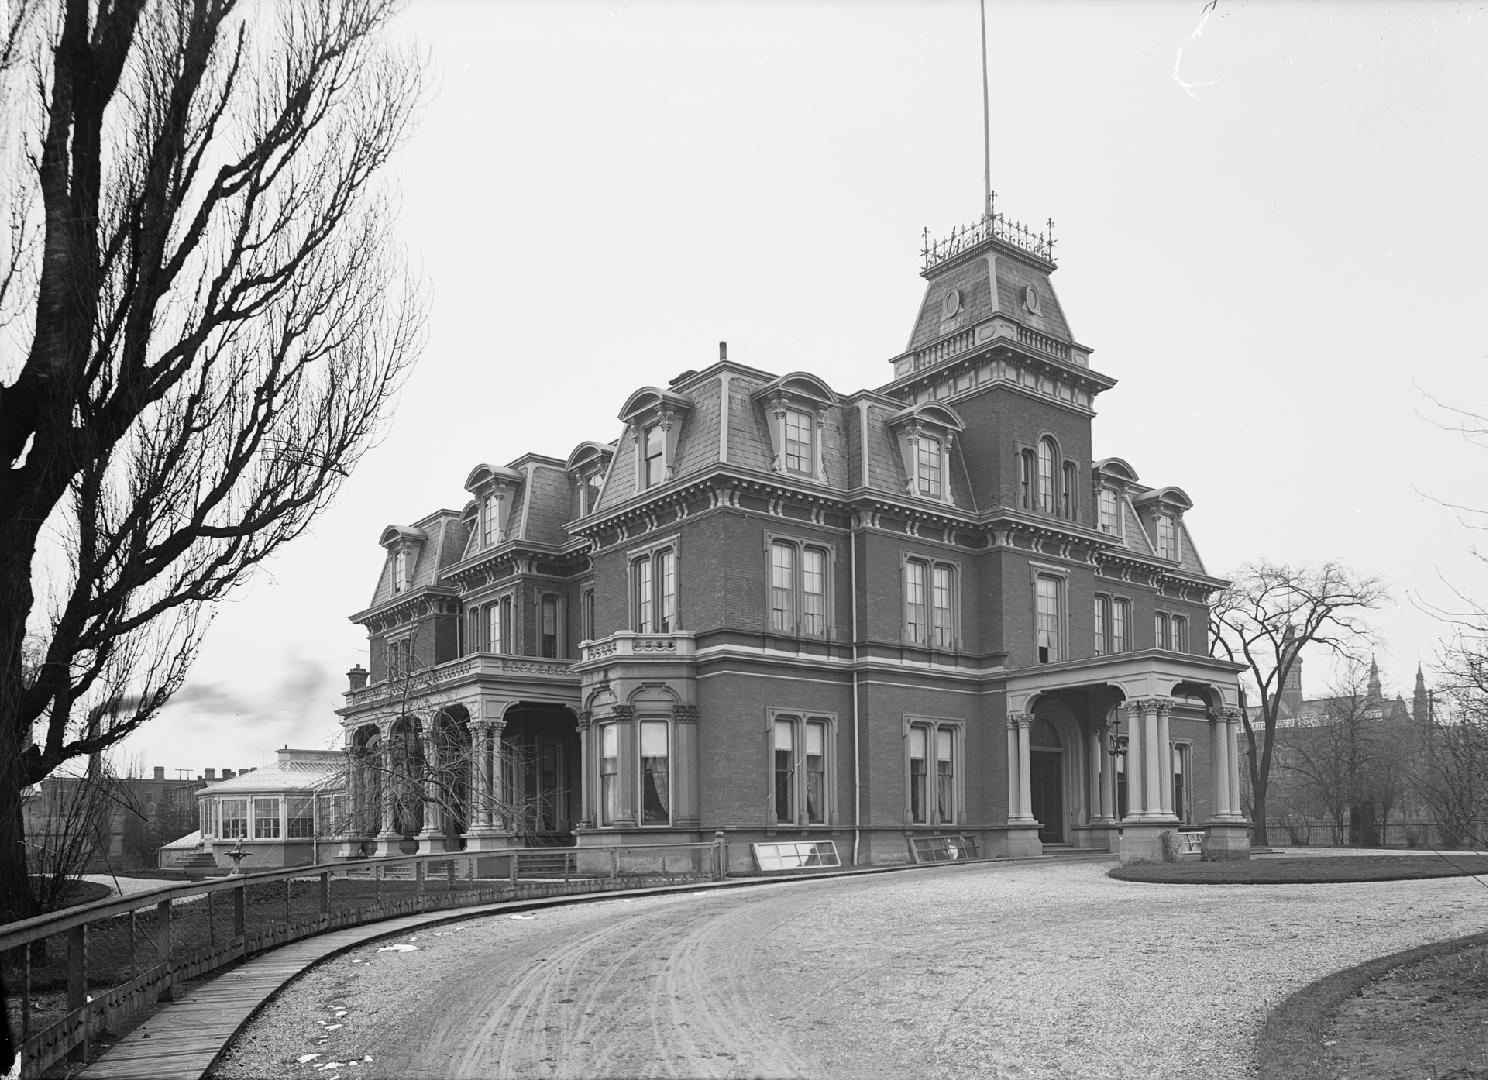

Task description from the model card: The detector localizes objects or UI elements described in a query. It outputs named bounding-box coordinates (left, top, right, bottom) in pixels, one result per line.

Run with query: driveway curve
left=213, top=861, right=1488, bottom=1079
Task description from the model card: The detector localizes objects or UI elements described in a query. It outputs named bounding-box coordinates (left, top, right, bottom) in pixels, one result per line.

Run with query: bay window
left=640, top=720, right=670, bottom=825
left=600, top=724, right=620, bottom=826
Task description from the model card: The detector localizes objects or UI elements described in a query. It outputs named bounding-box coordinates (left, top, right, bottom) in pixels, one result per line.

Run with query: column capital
left=609, top=704, right=635, bottom=722
left=1129, top=696, right=1173, bottom=714
left=1208, top=707, right=1243, bottom=724
left=673, top=704, right=699, bottom=724
left=1006, top=711, right=1033, bottom=731
left=576, top=709, right=592, bottom=730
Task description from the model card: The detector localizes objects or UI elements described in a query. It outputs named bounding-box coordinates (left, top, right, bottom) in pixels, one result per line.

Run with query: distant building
left=183, top=748, right=345, bottom=869
left=23, top=765, right=209, bottom=873
left=337, top=203, right=1249, bottom=868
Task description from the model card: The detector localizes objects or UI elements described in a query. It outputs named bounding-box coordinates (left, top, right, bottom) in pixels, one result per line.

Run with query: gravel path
left=212, top=860, right=1488, bottom=1080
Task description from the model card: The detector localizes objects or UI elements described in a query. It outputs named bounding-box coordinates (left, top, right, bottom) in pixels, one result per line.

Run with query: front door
left=1030, top=750, right=1064, bottom=844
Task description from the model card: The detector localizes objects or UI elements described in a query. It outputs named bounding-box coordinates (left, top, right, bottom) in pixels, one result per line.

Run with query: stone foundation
left=1201, top=821, right=1252, bottom=861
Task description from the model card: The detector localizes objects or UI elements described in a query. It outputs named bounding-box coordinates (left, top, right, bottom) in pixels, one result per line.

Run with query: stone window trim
left=904, top=716, right=963, bottom=827
left=539, top=591, right=565, bottom=659
left=1094, top=591, right=1134, bottom=655
left=887, top=402, right=964, bottom=507
left=766, top=532, right=834, bottom=639
left=465, top=593, right=514, bottom=655
left=591, top=701, right=690, bottom=829
left=768, top=709, right=836, bottom=828
left=1017, top=435, right=1078, bottom=522
left=628, top=533, right=681, bottom=633
left=901, top=551, right=960, bottom=650
left=1032, top=566, right=1068, bottom=665
left=619, top=386, right=694, bottom=492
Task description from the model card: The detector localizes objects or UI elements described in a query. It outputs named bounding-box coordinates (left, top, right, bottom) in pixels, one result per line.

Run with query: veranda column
left=1087, top=727, right=1105, bottom=822
left=1141, top=699, right=1163, bottom=818
left=346, top=735, right=362, bottom=835
left=469, top=720, right=491, bottom=829
left=1156, top=700, right=1173, bottom=816
left=1208, top=708, right=1230, bottom=817
left=378, top=723, right=396, bottom=837
left=577, top=711, right=593, bottom=829
left=487, top=720, right=507, bottom=830
left=1005, top=715, right=1022, bottom=822
left=421, top=735, right=442, bottom=838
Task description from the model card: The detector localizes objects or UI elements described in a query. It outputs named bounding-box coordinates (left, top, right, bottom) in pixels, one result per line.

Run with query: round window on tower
left=941, top=288, right=962, bottom=317
left=1023, top=284, right=1041, bottom=314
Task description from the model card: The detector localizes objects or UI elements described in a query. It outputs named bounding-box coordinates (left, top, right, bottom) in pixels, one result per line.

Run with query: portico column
left=1208, top=708, right=1230, bottom=817
left=1006, top=713, right=1035, bottom=823
left=487, top=720, right=507, bottom=830
left=1157, top=700, right=1173, bottom=816
left=577, top=710, right=593, bottom=829
left=421, top=735, right=442, bottom=837
left=378, top=731, right=396, bottom=837
left=1226, top=710, right=1244, bottom=820
left=1099, top=719, right=1118, bottom=821
left=1087, top=727, right=1104, bottom=823
left=1124, top=704, right=1143, bottom=817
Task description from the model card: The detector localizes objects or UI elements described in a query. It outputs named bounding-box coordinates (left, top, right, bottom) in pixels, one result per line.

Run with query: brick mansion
left=325, top=206, right=1250, bottom=869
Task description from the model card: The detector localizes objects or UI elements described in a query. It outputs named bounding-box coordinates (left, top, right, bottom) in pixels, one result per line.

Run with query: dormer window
left=619, top=386, right=694, bottom=494
left=916, top=434, right=943, bottom=498
left=784, top=409, right=813, bottom=474
left=393, top=549, right=407, bottom=593
left=378, top=525, right=426, bottom=598
left=481, top=493, right=504, bottom=547
left=753, top=373, right=836, bottom=483
left=889, top=402, right=963, bottom=507
left=1098, top=488, right=1120, bottom=535
left=1157, top=515, right=1178, bottom=560
left=462, top=463, right=524, bottom=554
left=566, top=440, right=616, bottom=519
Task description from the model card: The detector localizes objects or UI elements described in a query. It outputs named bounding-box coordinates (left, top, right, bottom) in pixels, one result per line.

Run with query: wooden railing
left=1, top=840, right=725, bottom=1077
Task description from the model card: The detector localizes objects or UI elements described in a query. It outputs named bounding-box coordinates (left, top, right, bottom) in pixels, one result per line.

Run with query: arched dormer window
left=378, top=525, right=426, bottom=596
left=752, top=372, right=837, bottom=483
left=619, top=387, right=694, bottom=492
left=566, top=441, right=616, bottom=518
left=888, top=402, right=964, bottom=507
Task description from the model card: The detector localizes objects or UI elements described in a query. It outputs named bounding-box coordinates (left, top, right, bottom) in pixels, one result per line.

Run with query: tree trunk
left=0, top=753, right=38, bottom=923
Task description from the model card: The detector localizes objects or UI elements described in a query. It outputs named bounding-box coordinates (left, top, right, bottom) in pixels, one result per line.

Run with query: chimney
left=719, top=341, right=727, bottom=361
left=204, top=768, right=216, bottom=781
left=153, top=766, right=165, bottom=781
left=221, top=769, right=235, bottom=780
left=347, top=664, right=369, bottom=692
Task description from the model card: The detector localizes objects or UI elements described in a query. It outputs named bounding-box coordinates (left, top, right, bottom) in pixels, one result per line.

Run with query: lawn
left=1110, top=853, right=1488, bottom=885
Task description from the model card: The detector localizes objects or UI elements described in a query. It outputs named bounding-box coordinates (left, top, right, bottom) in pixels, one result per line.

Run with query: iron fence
left=1262, top=821, right=1488, bottom=851
left=0, top=839, right=725, bottom=1078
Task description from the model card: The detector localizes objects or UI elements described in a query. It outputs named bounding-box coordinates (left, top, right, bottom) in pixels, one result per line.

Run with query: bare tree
left=1209, top=561, right=1386, bottom=846
left=0, top=0, right=424, bottom=921
left=1416, top=635, right=1488, bottom=849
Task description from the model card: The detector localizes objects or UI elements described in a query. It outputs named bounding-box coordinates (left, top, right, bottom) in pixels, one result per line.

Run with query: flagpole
left=980, top=0, right=992, bottom=220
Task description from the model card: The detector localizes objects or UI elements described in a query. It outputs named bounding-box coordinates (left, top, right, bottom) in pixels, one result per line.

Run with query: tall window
left=774, top=714, right=831, bottom=825
left=904, top=559, right=927, bottom=643
left=1098, top=488, right=1119, bottom=534
left=1157, top=515, right=1177, bottom=560
left=773, top=719, right=796, bottom=824
left=1036, top=574, right=1063, bottom=663
left=540, top=595, right=560, bottom=658
left=1037, top=438, right=1057, bottom=512
left=917, top=435, right=943, bottom=498
left=254, top=798, right=280, bottom=839
left=220, top=798, right=248, bottom=839
left=482, top=494, right=503, bottom=547
left=770, top=542, right=796, bottom=632
left=1154, top=612, right=1172, bottom=650
left=1061, top=462, right=1077, bottom=519
left=931, top=564, right=954, bottom=648
left=600, top=724, right=620, bottom=826
left=784, top=409, right=813, bottom=474
left=1094, top=595, right=1111, bottom=655
left=634, top=547, right=677, bottom=632
left=802, top=548, right=826, bottom=636
left=643, top=423, right=666, bottom=487
left=393, top=548, right=407, bottom=593
left=580, top=588, right=595, bottom=642
left=1173, top=614, right=1189, bottom=652
left=1019, top=450, right=1035, bottom=509
left=908, top=721, right=958, bottom=825
left=640, top=720, right=669, bottom=824
left=488, top=598, right=510, bottom=654
left=1112, top=598, right=1130, bottom=652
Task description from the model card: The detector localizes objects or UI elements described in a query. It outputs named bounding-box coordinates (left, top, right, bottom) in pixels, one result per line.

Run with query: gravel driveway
left=212, top=860, right=1488, bottom=1080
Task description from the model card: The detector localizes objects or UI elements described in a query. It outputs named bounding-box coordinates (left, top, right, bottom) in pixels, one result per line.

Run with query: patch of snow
left=510, top=913, right=535, bottom=920
left=297, top=1053, right=321, bottom=1063
left=376, top=943, right=419, bottom=952
left=325, top=1024, right=343, bottom=1031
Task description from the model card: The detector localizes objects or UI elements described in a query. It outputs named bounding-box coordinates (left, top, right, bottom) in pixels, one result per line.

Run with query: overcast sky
left=121, top=0, right=1488, bottom=778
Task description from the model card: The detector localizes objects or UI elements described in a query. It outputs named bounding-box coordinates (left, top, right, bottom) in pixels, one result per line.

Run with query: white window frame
left=916, top=434, right=944, bottom=499
left=631, top=539, right=679, bottom=633
left=392, top=548, right=408, bottom=593
left=1098, top=488, right=1120, bottom=535
left=642, top=422, right=667, bottom=489
left=1155, top=612, right=1172, bottom=650
left=1035, top=571, right=1066, bottom=664
left=903, top=555, right=959, bottom=649
left=253, top=797, right=280, bottom=840
left=220, top=797, right=248, bottom=839
left=783, top=408, right=814, bottom=476
left=768, top=536, right=832, bottom=638
left=1112, top=597, right=1131, bottom=652
left=771, top=711, right=834, bottom=827
left=599, top=723, right=620, bottom=826
left=1094, top=594, right=1111, bottom=655
left=286, top=796, right=315, bottom=839
left=639, top=718, right=671, bottom=826
left=1037, top=438, right=1058, bottom=513
left=481, top=493, right=505, bottom=548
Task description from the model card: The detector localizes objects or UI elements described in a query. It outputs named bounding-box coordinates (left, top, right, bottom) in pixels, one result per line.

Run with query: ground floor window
left=773, top=713, right=832, bottom=825
left=600, top=724, right=620, bottom=826
left=287, top=796, right=315, bottom=838
left=641, top=720, right=670, bottom=824
left=1172, top=743, right=1190, bottom=823
left=907, top=720, right=959, bottom=825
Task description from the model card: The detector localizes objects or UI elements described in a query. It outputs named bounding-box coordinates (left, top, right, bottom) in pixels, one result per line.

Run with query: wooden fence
left=1, top=840, right=726, bottom=1077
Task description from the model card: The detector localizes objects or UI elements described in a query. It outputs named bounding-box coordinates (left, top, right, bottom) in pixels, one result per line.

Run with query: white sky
left=123, top=0, right=1488, bottom=777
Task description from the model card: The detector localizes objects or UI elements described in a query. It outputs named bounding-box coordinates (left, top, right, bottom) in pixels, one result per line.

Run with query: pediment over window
left=567, top=441, right=615, bottom=517
left=888, top=402, right=965, bottom=434
left=618, top=386, right=694, bottom=426
left=463, top=463, right=524, bottom=494
left=463, top=464, right=523, bottom=553
left=620, top=387, right=694, bottom=491
left=751, top=372, right=838, bottom=410
left=378, top=525, right=426, bottom=597
left=1133, top=486, right=1193, bottom=513
left=378, top=524, right=426, bottom=548
left=1094, top=457, right=1140, bottom=485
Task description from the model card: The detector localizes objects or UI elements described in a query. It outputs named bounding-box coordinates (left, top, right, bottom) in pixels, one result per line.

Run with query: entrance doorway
left=1030, top=751, right=1064, bottom=843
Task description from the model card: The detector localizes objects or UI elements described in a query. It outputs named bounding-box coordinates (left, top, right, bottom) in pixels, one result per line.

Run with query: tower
left=1278, top=623, right=1303, bottom=719
left=1413, top=664, right=1429, bottom=727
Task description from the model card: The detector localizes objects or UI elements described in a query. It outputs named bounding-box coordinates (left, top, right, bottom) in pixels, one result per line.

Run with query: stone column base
left=1118, top=823, right=1178, bottom=864
left=1201, top=821, right=1252, bottom=861
left=460, top=830, right=518, bottom=852
left=1003, top=824, right=1042, bottom=860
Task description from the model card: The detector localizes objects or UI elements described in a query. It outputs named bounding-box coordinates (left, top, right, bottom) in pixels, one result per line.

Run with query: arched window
left=1037, top=438, right=1057, bottom=513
